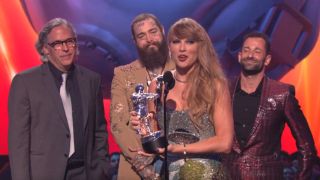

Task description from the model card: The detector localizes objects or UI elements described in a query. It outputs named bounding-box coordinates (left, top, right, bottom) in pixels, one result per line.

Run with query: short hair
left=130, top=13, right=163, bottom=40
left=35, top=18, right=77, bottom=62
left=242, top=31, right=271, bottom=54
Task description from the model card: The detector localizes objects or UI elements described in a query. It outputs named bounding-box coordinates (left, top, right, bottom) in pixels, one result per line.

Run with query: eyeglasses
left=47, top=38, right=77, bottom=50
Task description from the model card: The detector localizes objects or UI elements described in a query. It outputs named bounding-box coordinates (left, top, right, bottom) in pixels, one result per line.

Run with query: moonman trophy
left=131, top=84, right=166, bottom=153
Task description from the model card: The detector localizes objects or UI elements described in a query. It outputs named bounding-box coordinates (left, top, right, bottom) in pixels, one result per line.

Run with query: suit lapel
left=231, top=77, right=242, bottom=153
left=41, top=63, right=69, bottom=130
left=245, top=77, right=269, bottom=147
left=75, top=66, right=89, bottom=128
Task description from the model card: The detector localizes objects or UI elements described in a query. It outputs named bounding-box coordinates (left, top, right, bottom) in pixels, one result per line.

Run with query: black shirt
left=233, top=78, right=263, bottom=148
left=48, top=62, right=84, bottom=161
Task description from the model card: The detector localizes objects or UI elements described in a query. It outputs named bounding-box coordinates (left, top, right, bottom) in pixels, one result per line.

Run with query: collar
left=48, top=62, right=75, bottom=82
left=236, top=77, right=264, bottom=96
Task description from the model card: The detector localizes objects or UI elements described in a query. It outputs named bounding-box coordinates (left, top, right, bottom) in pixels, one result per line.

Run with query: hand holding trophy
left=131, top=84, right=166, bottom=153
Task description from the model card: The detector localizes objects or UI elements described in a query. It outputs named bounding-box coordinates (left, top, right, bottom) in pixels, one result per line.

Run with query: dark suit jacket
left=223, top=76, right=316, bottom=180
left=8, top=63, right=110, bottom=180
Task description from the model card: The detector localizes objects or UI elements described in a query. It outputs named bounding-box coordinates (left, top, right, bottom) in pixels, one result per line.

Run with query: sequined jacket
left=223, top=76, right=316, bottom=180
left=110, top=59, right=174, bottom=179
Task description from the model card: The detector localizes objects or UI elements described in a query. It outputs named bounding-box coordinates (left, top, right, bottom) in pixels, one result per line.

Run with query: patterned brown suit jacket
left=110, top=59, right=174, bottom=179
left=223, top=76, right=316, bottom=180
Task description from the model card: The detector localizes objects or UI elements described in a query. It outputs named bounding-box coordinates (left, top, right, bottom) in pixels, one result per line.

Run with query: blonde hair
left=168, top=18, right=227, bottom=127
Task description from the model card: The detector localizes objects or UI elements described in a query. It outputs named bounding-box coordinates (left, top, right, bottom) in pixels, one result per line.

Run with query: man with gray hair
left=8, top=18, right=111, bottom=180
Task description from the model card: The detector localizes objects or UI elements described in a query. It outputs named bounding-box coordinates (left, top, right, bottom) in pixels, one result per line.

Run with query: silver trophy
left=131, top=84, right=166, bottom=153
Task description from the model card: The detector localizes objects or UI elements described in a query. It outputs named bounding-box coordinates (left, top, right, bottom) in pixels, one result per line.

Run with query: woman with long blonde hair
left=131, top=18, right=233, bottom=179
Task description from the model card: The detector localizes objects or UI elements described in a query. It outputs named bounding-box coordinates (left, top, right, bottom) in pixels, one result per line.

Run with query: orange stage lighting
left=0, top=1, right=319, bottom=156
left=0, top=0, right=39, bottom=154
left=280, top=33, right=320, bottom=156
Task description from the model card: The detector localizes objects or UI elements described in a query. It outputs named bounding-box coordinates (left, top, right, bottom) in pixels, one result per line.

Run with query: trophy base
left=141, top=131, right=166, bottom=153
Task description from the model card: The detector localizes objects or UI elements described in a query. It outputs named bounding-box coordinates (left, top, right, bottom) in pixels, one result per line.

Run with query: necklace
left=146, top=68, right=163, bottom=86
left=174, top=72, right=188, bottom=83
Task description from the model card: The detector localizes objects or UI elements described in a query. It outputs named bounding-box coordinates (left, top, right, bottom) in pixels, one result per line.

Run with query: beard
left=137, top=39, right=168, bottom=70
left=240, top=57, right=265, bottom=75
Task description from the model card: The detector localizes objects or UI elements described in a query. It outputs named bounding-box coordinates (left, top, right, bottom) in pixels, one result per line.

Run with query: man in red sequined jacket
left=223, top=31, right=316, bottom=180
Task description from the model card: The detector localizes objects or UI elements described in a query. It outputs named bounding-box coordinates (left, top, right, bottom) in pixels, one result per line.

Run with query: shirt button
left=66, top=134, right=70, bottom=138
left=244, top=108, right=248, bottom=112
left=242, top=124, right=246, bottom=128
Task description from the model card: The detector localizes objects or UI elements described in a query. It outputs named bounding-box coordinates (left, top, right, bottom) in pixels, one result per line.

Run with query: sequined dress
left=157, top=107, right=229, bottom=180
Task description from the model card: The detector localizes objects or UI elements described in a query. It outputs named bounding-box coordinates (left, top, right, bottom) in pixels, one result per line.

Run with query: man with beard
left=223, top=31, right=316, bottom=179
left=110, top=13, right=174, bottom=180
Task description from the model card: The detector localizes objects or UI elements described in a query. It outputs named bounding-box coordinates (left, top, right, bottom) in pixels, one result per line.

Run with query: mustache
left=144, top=42, right=160, bottom=49
left=243, top=57, right=258, bottom=61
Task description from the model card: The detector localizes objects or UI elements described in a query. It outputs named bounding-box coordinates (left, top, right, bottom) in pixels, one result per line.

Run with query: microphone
left=162, top=71, right=175, bottom=180
left=163, top=71, right=175, bottom=93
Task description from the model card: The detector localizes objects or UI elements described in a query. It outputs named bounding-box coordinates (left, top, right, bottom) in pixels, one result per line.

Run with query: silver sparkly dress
left=157, top=107, right=229, bottom=180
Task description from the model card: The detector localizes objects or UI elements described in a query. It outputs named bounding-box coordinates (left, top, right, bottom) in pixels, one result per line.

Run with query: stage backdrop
left=1, top=0, right=319, bottom=156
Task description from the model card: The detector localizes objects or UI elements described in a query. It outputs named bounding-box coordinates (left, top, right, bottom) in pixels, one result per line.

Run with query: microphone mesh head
left=163, top=71, right=175, bottom=90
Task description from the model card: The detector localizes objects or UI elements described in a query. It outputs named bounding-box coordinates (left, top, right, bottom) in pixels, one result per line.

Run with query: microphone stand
left=161, top=71, right=174, bottom=180
left=163, top=86, right=169, bottom=180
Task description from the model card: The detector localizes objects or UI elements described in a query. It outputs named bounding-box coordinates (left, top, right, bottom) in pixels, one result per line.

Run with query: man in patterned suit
left=224, top=31, right=316, bottom=179
left=110, top=13, right=174, bottom=179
